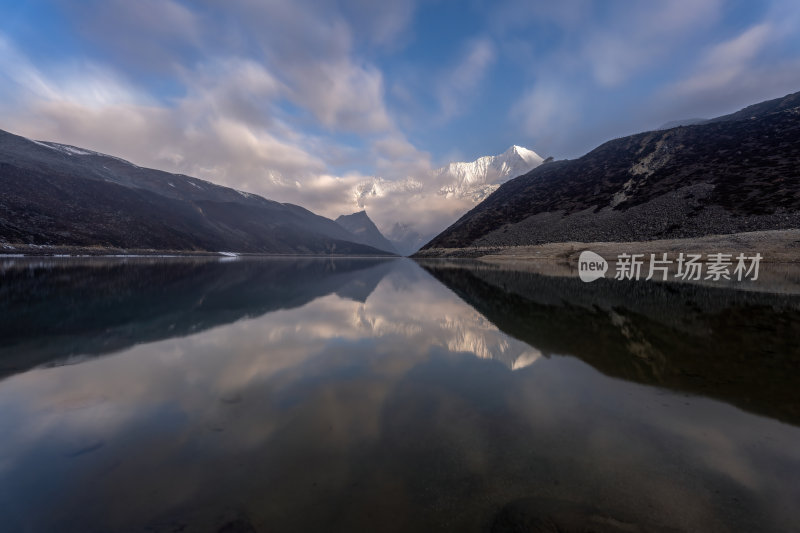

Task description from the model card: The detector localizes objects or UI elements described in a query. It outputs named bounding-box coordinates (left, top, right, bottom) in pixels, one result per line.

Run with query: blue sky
left=1, top=0, right=800, bottom=232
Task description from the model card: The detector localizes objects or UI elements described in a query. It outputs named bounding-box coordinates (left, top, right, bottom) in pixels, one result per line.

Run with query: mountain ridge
left=0, top=129, right=391, bottom=255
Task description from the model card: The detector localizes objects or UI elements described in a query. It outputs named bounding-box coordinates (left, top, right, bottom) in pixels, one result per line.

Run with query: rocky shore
left=414, top=229, right=800, bottom=262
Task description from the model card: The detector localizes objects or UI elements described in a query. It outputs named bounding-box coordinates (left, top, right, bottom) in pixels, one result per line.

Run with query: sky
left=1, top=0, right=800, bottom=235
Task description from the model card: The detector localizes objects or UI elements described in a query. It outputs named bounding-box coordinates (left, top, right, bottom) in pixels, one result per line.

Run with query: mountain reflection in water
left=0, top=257, right=798, bottom=533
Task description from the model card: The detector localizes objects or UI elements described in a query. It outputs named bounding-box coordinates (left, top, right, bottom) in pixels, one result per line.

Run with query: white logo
left=578, top=250, right=608, bottom=282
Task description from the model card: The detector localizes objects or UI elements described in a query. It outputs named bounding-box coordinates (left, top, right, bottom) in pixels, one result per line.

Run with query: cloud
left=577, top=0, right=723, bottom=87
left=204, top=0, right=395, bottom=134
left=358, top=186, right=476, bottom=239
left=0, top=39, right=441, bottom=236
left=61, top=0, right=203, bottom=73
left=658, top=5, right=800, bottom=120
left=290, top=60, right=392, bottom=132
left=510, top=82, right=579, bottom=156
left=489, top=0, right=731, bottom=157
left=670, top=24, right=773, bottom=97
left=0, top=29, right=517, bottom=238
left=47, top=0, right=400, bottom=136
left=436, top=38, right=497, bottom=122
left=0, top=36, right=148, bottom=109
left=492, top=0, right=722, bottom=87
left=340, top=0, right=417, bottom=48
left=373, top=134, right=421, bottom=160
left=0, top=35, right=324, bottom=194
left=4, top=0, right=800, bottom=242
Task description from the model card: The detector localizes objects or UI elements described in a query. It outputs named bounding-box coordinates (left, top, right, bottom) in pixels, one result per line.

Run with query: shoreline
left=0, top=243, right=397, bottom=259
left=414, top=229, right=800, bottom=262
left=414, top=229, right=800, bottom=295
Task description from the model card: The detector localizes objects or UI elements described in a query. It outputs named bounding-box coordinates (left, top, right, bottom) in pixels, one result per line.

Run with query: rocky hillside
left=0, top=129, right=390, bottom=255
left=335, top=210, right=397, bottom=254
left=417, top=91, right=800, bottom=254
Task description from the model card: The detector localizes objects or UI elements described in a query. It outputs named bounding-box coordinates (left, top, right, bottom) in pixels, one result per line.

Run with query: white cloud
left=511, top=82, right=577, bottom=144
left=289, top=60, right=392, bottom=132
left=63, top=0, right=203, bottom=73
left=670, top=24, right=772, bottom=97
left=658, top=11, right=800, bottom=119
left=5, top=0, right=797, bottom=244
left=0, top=36, right=326, bottom=199
left=437, top=38, right=497, bottom=121
left=340, top=0, right=417, bottom=48
left=0, top=31, right=520, bottom=239
left=209, top=0, right=395, bottom=135
left=491, top=0, right=723, bottom=88
left=0, top=37, right=147, bottom=109
left=582, top=0, right=722, bottom=87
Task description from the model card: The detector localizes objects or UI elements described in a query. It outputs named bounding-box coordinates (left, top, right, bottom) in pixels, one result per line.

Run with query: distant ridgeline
left=417, top=91, right=800, bottom=254
left=0, top=129, right=393, bottom=255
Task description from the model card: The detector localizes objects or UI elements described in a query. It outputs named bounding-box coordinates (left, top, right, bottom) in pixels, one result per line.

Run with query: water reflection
left=419, top=260, right=800, bottom=426
left=0, top=258, right=798, bottom=532
left=0, top=257, right=395, bottom=378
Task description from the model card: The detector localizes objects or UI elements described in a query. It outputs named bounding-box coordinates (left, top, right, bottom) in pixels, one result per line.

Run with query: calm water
left=0, top=257, right=799, bottom=533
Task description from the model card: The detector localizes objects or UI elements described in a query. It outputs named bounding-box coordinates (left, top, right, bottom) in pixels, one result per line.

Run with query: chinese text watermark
left=578, top=251, right=762, bottom=283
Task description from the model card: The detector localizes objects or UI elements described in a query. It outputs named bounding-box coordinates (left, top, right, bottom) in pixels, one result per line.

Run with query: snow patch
left=32, top=141, right=94, bottom=156
left=512, top=349, right=542, bottom=370
left=28, top=137, right=141, bottom=167
left=30, top=139, right=56, bottom=151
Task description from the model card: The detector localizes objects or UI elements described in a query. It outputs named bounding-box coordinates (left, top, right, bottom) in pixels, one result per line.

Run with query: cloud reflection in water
left=0, top=258, right=798, bottom=532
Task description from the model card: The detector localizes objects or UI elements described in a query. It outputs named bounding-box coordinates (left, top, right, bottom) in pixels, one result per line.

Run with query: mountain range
left=351, top=144, right=544, bottom=255
left=7, top=87, right=795, bottom=259
left=418, top=90, right=800, bottom=255
left=0, top=127, right=545, bottom=257
left=0, top=129, right=392, bottom=256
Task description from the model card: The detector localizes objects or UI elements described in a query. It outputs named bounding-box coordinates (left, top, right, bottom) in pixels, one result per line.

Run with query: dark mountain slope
left=335, top=210, right=397, bottom=254
left=0, top=129, right=389, bottom=255
left=418, top=91, right=800, bottom=252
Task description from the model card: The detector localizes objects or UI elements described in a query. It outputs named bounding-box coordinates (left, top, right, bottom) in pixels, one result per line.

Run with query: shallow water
left=0, top=257, right=798, bottom=532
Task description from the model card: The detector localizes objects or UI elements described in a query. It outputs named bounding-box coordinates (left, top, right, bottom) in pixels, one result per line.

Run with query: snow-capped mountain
left=351, top=145, right=544, bottom=255
left=435, top=145, right=543, bottom=202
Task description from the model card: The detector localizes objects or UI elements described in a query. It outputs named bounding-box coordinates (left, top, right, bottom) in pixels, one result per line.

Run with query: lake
left=0, top=257, right=798, bottom=533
